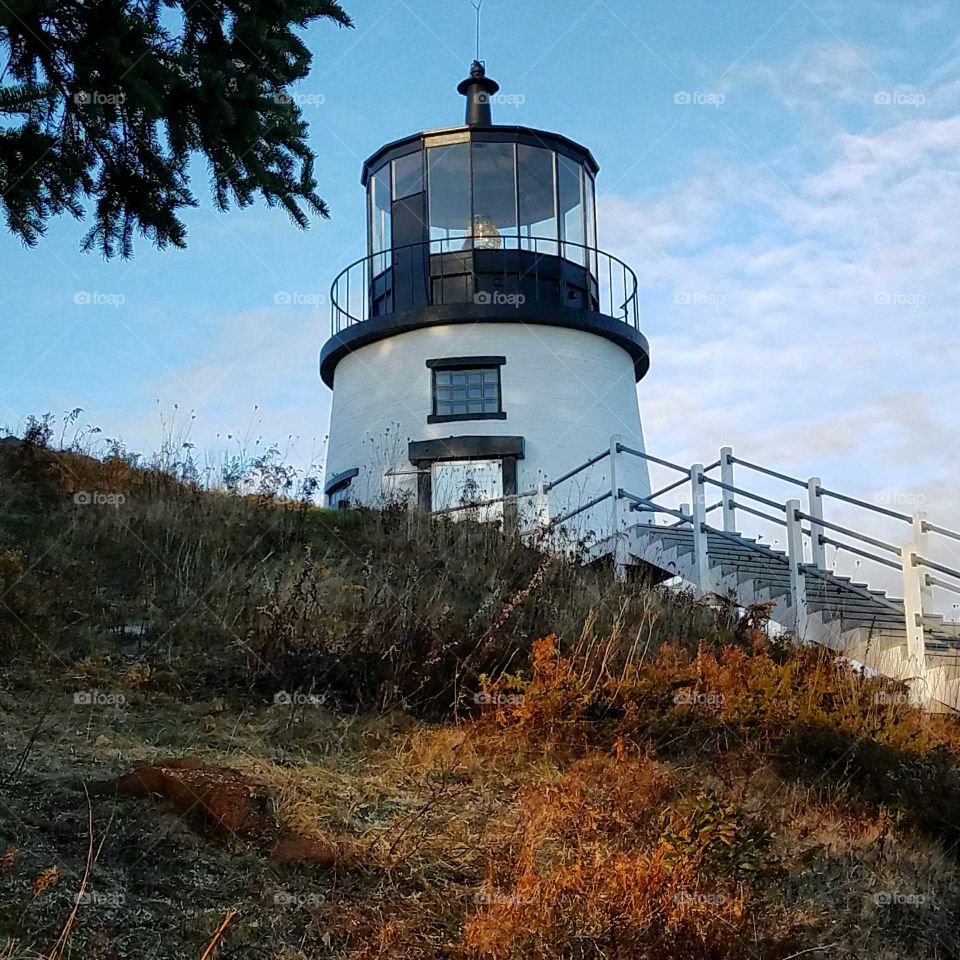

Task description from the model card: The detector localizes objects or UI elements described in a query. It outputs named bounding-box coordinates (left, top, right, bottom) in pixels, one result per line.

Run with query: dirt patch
left=91, top=757, right=351, bottom=864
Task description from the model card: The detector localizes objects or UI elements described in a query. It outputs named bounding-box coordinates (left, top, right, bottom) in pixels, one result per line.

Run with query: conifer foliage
left=0, top=0, right=352, bottom=256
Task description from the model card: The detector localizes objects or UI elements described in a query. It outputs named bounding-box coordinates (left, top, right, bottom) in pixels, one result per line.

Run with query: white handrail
left=627, top=445, right=960, bottom=708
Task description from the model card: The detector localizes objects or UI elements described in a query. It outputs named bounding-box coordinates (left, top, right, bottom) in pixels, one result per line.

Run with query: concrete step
left=809, top=598, right=903, bottom=617
left=715, top=560, right=789, bottom=574
left=711, top=553, right=787, bottom=567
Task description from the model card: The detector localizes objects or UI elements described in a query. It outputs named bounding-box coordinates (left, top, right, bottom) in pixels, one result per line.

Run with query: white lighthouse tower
left=321, top=63, right=651, bottom=537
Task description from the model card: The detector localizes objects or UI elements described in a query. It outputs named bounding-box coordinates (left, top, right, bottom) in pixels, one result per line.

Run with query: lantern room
left=362, top=120, right=600, bottom=315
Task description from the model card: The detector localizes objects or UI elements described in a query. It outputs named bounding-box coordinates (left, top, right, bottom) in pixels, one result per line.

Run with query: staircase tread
left=628, top=521, right=960, bottom=691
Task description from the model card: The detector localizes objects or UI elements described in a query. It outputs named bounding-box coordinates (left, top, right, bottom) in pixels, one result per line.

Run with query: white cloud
left=597, top=70, right=960, bottom=603
left=741, top=41, right=879, bottom=110
left=94, top=306, right=332, bottom=480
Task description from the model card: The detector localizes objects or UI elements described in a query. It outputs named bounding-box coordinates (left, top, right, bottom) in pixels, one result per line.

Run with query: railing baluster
left=691, top=463, right=710, bottom=595
left=914, top=511, right=933, bottom=610
left=610, top=435, right=628, bottom=580
left=901, top=529, right=928, bottom=704
left=720, top=446, right=736, bottom=532
left=807, top=477, right=826, bottom=570
left=535, top=237, right=540, bottom=306
left=786, top=499, right=808, bottom=640
left=607, top=255, right=613, bottom=318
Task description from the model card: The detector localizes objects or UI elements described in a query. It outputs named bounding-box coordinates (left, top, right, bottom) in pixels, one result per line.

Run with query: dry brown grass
left=3, top=438, right=960, bottom=958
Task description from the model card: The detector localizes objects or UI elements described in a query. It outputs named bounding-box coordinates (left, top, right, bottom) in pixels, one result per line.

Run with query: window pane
left=584, top=172, right=598, bottom=278
left=393, top=151, right=423, bottom=200
left=428, top=143, right=471, bottom=250
left=433, top=366, right=501, bottom=416
left=370, top=167, right=392, bottom=274
left=558, top=155, right=585, bottom=265
left=518, top=145, right=557, bottom=255
left=471, top=141, right=517, bottom=249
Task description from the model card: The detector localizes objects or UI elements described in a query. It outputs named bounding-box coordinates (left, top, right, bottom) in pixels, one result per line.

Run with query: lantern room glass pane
left=518, top=144, right=557, bottom=256
left=428, top=143, right=471, bottom=250
left=558, top=154, right=585, bottom=266
left=471, top=141, right=517, bottom=249
left=370, top=166, right=392, bottom=275
left=393, top=151, right=423, bottom=200
left=584, top=171, right=597, bottom=278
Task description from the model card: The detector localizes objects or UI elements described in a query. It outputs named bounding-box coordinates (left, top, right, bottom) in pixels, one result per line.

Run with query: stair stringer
left=627, top=525, right=924, bottom=696
left=924, top=660, right=960, bottom=712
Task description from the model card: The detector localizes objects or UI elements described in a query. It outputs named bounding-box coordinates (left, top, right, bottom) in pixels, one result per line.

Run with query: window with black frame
left=427, top=357, right=506, bottom=423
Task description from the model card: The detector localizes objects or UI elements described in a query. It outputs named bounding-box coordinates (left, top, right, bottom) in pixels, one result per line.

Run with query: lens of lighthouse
left=464, top=216, right=502, bottom=249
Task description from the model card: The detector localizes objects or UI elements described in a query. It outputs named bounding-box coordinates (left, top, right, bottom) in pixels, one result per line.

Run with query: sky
left=2, top=0, right=960, bottom=596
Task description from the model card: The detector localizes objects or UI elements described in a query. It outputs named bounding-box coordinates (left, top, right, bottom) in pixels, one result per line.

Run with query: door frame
left=408, top=435, right=524, bottom=527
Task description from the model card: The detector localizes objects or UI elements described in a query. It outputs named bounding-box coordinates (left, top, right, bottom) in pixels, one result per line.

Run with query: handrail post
left=786, top=499, right=808, bottom=640
left=535, top=481, right=550, bottom=535
left=691, top=464, right=710, bottom=595
left=807, top=477, right=826, bottom=570
left=914, top=511, right=933, bottom=609
left=609, top=435, right=629, bottom=581
left=900, top=528, right=928, bottom=706
left=720, top=446, right=736, bottom=533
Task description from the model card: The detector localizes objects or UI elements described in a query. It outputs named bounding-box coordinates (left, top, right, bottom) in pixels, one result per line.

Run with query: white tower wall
left=324, top=321, right=650, bottom=541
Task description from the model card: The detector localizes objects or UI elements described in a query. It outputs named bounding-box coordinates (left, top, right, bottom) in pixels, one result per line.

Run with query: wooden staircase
left=627, top=523, right=960, bottom=711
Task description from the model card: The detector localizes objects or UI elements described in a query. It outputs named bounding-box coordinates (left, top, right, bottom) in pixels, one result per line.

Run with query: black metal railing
left=329, top=236, right=640, bottom=336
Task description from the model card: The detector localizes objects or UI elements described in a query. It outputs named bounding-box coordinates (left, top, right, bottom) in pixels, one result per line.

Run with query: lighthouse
left=321, top=63, right=651, bottom=537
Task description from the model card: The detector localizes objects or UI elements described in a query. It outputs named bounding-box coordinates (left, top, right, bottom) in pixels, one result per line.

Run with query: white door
left=432, top=459, right=503, bottom=522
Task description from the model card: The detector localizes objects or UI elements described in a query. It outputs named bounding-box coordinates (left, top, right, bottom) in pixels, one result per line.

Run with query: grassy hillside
left=1, top=431, right=959, bottom=959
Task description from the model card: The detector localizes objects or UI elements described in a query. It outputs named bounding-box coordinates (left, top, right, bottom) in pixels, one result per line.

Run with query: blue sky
left=2, top=0, right=960, bottom=567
